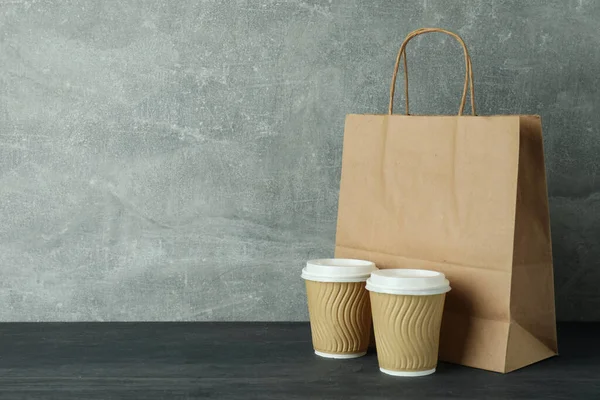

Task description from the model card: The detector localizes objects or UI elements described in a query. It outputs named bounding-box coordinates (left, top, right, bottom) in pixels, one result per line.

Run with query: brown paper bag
left=335, top=28, right=557, bottom=373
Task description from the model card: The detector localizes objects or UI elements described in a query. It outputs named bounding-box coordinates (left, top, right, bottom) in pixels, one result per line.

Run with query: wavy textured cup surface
left=305, top=280, right=371, bottom=355
left=370, top=292, right=446, bottom=373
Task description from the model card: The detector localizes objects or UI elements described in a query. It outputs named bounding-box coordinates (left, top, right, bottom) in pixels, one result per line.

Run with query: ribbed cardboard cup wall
left=370, top=292, right=446, bottom=372
left=305, top=280, right=372, bottom=355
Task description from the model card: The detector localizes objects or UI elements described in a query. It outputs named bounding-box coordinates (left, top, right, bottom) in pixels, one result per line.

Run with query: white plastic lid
left=301, top=259, right=377, bottom=283
left=366, top=269, right=451, bottom=295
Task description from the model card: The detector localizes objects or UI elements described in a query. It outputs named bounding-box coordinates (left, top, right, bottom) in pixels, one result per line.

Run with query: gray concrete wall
left=0, top=0, right=598, bottom=321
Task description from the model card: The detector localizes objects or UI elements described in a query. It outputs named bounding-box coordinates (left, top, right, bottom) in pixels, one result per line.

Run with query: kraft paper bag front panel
left=334, top=114, right=557, bottom=373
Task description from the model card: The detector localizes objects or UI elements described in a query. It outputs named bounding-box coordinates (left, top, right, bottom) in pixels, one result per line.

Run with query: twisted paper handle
left=389, top=28, right=476, bottom=116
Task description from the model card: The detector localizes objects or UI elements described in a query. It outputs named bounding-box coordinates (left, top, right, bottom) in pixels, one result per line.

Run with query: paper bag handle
left=388, top=28, right=476, bottom=116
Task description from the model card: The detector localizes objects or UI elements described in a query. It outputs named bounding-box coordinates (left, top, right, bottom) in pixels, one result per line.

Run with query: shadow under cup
left=302, top=259, right=377, bottom=359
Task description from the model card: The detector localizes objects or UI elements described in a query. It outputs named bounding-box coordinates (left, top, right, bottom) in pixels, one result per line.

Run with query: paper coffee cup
left=366, top=269, right=451, bottom=376
left=302, top=259, right=377, bottom=359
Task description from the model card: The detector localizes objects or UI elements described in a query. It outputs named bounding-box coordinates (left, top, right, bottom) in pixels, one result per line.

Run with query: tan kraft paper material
left=305, top=280, right=372, bottom=354
left=334, top=28, right=558, bottom=373
left=370, top=292, right=445, bottom=372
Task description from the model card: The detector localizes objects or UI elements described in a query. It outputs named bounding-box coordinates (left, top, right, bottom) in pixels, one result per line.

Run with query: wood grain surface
left=0, top=322, right=596, bottom=399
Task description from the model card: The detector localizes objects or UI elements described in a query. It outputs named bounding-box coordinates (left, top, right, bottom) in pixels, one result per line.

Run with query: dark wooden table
left=0, top=322, right=597, bottom=399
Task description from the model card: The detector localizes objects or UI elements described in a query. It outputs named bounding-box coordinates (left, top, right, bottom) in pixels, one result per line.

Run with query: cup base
left=314, top=350, right=367, bottom=359
left=380, top=367, right=436, bottom=377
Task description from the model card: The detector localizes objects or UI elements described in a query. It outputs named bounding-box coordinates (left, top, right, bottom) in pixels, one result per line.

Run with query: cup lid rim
left=366, top=269, right=450, bottom=295
left=301, top=258, right=377, bottom=282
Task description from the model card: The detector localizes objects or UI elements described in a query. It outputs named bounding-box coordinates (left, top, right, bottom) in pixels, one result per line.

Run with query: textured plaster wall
left=0, top=0, right=598, bottom=320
